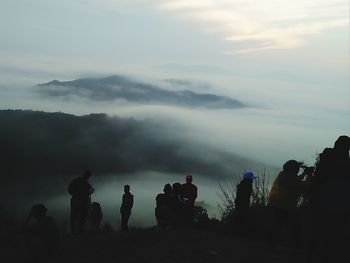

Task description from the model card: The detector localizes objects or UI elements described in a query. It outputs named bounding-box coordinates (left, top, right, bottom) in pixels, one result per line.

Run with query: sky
left=0, top=1, right=349, bottom=221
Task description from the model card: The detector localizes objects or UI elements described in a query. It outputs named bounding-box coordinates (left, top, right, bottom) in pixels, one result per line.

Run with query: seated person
left=21, top=204, right=60, bottom=257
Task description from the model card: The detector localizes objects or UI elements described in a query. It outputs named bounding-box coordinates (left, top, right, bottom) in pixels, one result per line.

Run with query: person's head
left=242, top=171, right=257, bottom=181
left=83, top=169, right=92, bottom=180
left=30, top=204, right=47, bottom=220
left=91, top=202, right=102, bottom=213
left=334, top=135, right=350, bottom=156
left=282, top=160, right=300, bottom=174
left=186, top=174, right=193, bottom=183
left=124, top=185, right=130, bottom=193
left=163, top=183, right=172, bottom=194
left=172, top=182, right=181, bottom=193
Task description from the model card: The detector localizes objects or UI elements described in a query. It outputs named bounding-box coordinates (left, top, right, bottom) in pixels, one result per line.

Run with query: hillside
left=0, top=109, right=271, bottom=198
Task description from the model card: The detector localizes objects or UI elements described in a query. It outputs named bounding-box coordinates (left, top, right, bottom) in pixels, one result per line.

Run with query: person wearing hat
left=181, top=174, right=198, bottom=207
left=267, top=160, right=306, bottom=248
left=233, top=171, right=257, bottom=237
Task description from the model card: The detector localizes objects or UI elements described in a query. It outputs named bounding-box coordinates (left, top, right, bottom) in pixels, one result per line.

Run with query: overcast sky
left=0, top=0, right=349, bottom=167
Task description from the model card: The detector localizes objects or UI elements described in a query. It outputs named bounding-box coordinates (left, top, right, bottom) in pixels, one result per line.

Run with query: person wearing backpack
left=267, top=160, right=306, bottom=248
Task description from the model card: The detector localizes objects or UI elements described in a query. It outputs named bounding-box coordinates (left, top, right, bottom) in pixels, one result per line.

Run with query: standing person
left=67, top=170, right=95, bottom=236
left=120, top=185, right=134, bottom=231
left=155, top=183, right=175, bottom=228
left=309, top=135, right=350, bottom=262
left=181, top=174, right=198, bottom=225
left=234, top=171, right=257, bottom=237
left=267, top=160, right=305, bottom=248
left=172, top=182, right=187, bottom=225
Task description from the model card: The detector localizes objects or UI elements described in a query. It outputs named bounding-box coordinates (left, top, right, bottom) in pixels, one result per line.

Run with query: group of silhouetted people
left=230, top=135, right=350, bottom=262
left=67, top=170, right=135, bottom=234
left=20, top=135, right=349, bottom=262
left=155, top=174, right=198, bottom=228
left=265, top=135, right=350, bottom=261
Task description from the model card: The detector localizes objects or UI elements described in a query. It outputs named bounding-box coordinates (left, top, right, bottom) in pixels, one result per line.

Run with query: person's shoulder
left=70, top=177, right=79, bottom=183
left=73, top=177, right=85, bottom=184
left=156, top=193, right=164, bottom=199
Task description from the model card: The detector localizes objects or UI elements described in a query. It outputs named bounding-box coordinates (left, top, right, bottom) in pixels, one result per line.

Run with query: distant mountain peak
left=37, top=75, right=246, bottom=109
left=42, top=80, right=61, bottom=86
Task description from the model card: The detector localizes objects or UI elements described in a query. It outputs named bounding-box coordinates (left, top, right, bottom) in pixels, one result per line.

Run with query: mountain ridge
left=37, top=75, right=245, bottom=109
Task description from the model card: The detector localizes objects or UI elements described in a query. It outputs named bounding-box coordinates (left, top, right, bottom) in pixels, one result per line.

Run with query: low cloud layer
left=36, top=75, right=245, bottom=109
left=0, top=109, right=268, bottom=198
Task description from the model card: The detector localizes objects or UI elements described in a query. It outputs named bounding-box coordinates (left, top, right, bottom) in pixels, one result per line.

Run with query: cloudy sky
left=0, top=0, right=349, bottom=166
left=0, top=0, right=349, bottom=225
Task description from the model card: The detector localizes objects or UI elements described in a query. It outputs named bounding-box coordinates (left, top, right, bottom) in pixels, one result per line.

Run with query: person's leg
left=124, top=213, right=130, bottom=230
left=287, top=211, right=302, bottom=249
left=77, top=204, right=88, bottom=235
left=266, top=207, right=282, bottom=247
left=121, top=213, right=130, bottom=231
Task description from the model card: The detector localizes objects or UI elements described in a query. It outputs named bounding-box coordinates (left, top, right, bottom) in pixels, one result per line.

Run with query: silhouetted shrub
left=193, top=205, right=220, bottom=230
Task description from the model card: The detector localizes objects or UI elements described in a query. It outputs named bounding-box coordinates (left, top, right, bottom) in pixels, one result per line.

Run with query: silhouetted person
left=21, top=204, right=60, bottom=262
left=234, top=171, right=257, bottom=236
left=67, top=170, right=94, bottom=235
left=267, top=160, right=306, bottom=248
left=181, top=175, right=198, bottom=206
left=155, top=183, right=175, bottom=228
left=181, top=174, right=198, bottom=225
left=172, top=182, right=187, bottom=225
left=309, top=135, right=350, bottom=262
left=88, top=202, right=103, bottom=233
left=120, top=185, right=134, bottom=231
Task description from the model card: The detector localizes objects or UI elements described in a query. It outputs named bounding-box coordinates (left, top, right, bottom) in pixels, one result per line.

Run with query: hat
left=243, top=171, right=257, bottom=180
left=282, top=160, right=300, bottom=172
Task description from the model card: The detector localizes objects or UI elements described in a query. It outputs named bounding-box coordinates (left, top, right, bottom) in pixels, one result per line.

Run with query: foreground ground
left=49, top=228, right=305, bottom=263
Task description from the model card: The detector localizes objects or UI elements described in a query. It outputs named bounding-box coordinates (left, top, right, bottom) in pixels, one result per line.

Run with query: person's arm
left=120, top=194, right=125, bottom=213
left=130, top=195, right=134, bottom=208
left=67, top=180, right=74, bottom=195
